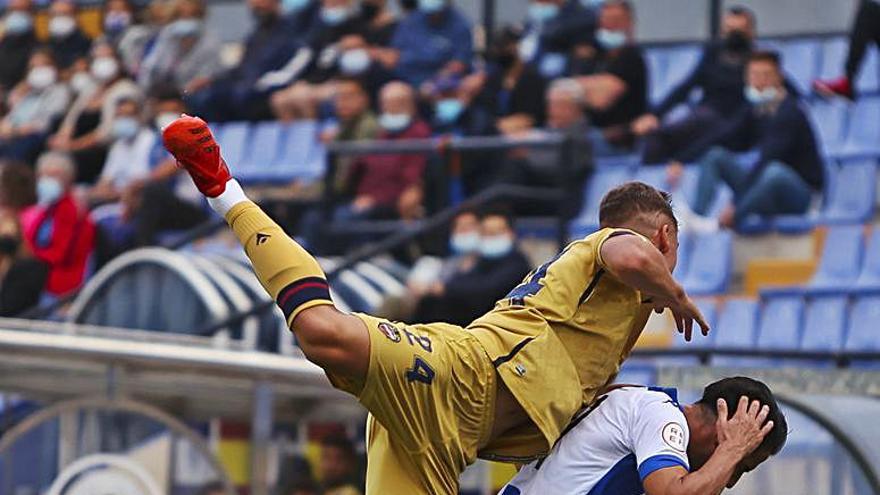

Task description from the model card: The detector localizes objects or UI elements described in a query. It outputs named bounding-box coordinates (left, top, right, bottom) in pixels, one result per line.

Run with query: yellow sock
left=225, top=201, right=334, bottom=324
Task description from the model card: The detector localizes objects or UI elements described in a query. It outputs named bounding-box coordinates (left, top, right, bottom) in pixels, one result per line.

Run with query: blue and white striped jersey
left=499, top=386, right=691, bottom=495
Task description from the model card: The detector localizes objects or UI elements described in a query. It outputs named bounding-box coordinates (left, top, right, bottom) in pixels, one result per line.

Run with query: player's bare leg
left=162, top=115, right=370, bottom=386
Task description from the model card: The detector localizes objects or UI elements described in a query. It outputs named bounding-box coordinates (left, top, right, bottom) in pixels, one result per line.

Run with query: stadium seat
left=754, top=295, right=805, bottom=366
left=633, top=166, right=669, bottom=192
left=857, top=48, right=880, bottom=94
left=645, top=45, right=702, bottom=106
left=569, top=167, right=632, bottom=237
left=273, top=121, right=327, bottom=182
left=817, top=37, right=848, bottom=82
left=236, top=121, right=285, bottom=183
left=800, top=296, right=848, bottom=353
left=778, top=39, right=821, bottom=94
left=711, top=299, right=759, bottom=367
left=657, top=298, right=718, bottom=367
left=841, top=96, right=880, bottom=155
left=673, top=231, right=691, bottom=281
left=844, top=296, right=880, bottom=367
left=820, top=159, right=877, bottom=224
left=807, top=225, right=865, bottom=294
left=214, top=121, right=250, bottom=168
left=807, top=99, right=848, bottom=156
left=854, top=227, right=880, bottom=293
left=681, top=231, right=733, bottom=295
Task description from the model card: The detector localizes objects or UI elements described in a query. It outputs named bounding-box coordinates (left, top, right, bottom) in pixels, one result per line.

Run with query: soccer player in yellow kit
left=163, top=116, right=709, bottom=494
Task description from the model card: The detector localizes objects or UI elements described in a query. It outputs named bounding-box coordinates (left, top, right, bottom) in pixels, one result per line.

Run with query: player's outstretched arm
left=162, top=116, right=369, bottom=384
left=600, top=234, right=709, bottom=340
left=642, top=396, right=774, bottom=495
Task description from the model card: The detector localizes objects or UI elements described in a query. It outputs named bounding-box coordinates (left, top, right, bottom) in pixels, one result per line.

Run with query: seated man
left=46, top=0, right=92, bottom=73
left=519, top=0, right=596, bottom=80
left=633, top=6, right=757, bottom=164
left=501, top=376, right=786, bottom=495
left=684, top=51, right=824, bottom=229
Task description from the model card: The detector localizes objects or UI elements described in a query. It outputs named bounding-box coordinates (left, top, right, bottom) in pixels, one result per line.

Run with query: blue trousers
left=693, top=147, right=813, bottom=224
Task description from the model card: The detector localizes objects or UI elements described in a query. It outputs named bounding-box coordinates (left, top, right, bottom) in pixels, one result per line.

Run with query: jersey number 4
left=405, top=357, right=435, bottom=385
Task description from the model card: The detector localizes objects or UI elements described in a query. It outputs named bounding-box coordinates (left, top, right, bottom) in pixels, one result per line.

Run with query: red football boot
left=813, top=76, right=855, bottom=101
left=162, top=115, right=231, bottom=197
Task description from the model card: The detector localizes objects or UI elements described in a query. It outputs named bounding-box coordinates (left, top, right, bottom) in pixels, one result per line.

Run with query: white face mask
left=339, top=48, right=371, bottom=75
left=27, top=66, right=57, bottom=90
left=36, top=176, right=64, bottom=205
left=70, top=71, right=96, bottom=94
left=480, top=235, right=514, bottom=259
left=4, top=11, right=33, bottom=35
left=378, top=113, right=412, bottom=133
left=744, top=85, right=779, bottom=105
left=450, top=231, right=481, bottom=255
left=91, top=57, right=120, bottom=83
left=48, top=15, right=76, bottom=38
left=596, top=28, right=627, bottom=50
left=112, top=117, right=141, bottom=141
left=154, top=111, right=178, bottom=130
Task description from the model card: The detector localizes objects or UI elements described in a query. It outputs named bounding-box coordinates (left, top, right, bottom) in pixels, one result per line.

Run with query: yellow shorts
left=341, top=314, right=497, bottom=495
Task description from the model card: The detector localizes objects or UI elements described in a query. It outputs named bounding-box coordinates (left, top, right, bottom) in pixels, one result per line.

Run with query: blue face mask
left=596, top=28, right=627, bottom=49
left=112, top=117, right=140, bottom=141
left=282, top=0, right=311, bottom=14
left=339, top=48, right=371, bottom=75
left=744, top=85, right=779, bottom=105
left=379, top=113, right=412, bottom=133
left=36, top=177, right=63, bottom=206
left=480, top=235, right=514, bottom=259
left=320, top=6, right=351, bottom=26
left=450, top=231, right=480, bottom=255
left=418, top=0, right=446, bottom=13
left=435, top=99, right=464, bottom=124
left=5, top=11, right=33, bottom=35
left=169, top=18, right=202, bottom=37
left=528, top=2, right=559, bottom=23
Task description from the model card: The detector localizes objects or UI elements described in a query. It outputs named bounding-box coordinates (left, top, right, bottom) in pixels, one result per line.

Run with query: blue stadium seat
left=711, top=299, right=759, bottom=366
left=634, top=166, right=669, bottom=192
left=857, top=47, right=880, bottom=94
left=681, top=231, right=733, bottom=295
left=645, top=45, right=702, bottom=106
left=273, top=121, right=327, bottom=182
left=800, top=296, right=848, bottom=353
left=658, top=298, right=718, bottom=366
left=854, top=227, right=880, bottom=293
left=844, top=296, right=880, bottom=367
left=807, top=99, right=847, bottom=156
left=808, top=225, right=865, bottom=294
left=842, top=96, right=880, bottom=155
left=818, top=37, right=848, bottom=82
left=820, top=160, right=877, bottom=224
left=215, top=121, right=250, bottom=168
left=673, top=231, right=691, bottom=281
left=569, top=167, right=632, bottom=237
left=236, top=121, right=285, bottom=183
left=778, top=39, right=821, bottom=94
left=754, top=295, right=805, bottom=365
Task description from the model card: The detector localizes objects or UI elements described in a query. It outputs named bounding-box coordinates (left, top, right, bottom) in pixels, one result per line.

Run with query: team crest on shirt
left=662, top=422, right=687, bottom=452
left=377, top=322, right=401, bottom=343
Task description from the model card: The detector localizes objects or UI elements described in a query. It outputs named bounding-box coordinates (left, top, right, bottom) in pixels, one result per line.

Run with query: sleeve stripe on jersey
left=638, top=454, right=689, bottom=481
left=578, top=269, right=605, bottom=305
left=276, top=277, right=332, bottom=320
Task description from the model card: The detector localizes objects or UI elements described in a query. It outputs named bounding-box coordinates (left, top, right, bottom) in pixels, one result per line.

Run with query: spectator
left=20, top=152, right=95, bottom=297
left=46, top=0, right=92, bottom=72
left=102, top=0, right=136, bottom=46
left=428, top=74, right=493, bottom=137
left=0, top=161, right=37, bottom=214
left=68, top=56, right=98, bottom=97
left=0, top=0, right=37, bottom=91
left=0, top=49, right=71, bottom=164
left=281, top=0, right=320, bottom=38
left=413, top=209, right=531, bottom=326
left=342, top=81, right=430, bottom=222
left=685, top=51, right=824, bottom=230
left=320, top=435, right=363, bottom=495
left=87, top=97, right=154, bottom=205
left=185, top=0, right=299, bottom=121
left=479, top=25, right=548, bottom=135
left=388, top=0, right=473, bottom=88
left=500, top=78, right=592, bottom=215
left=633, top=6, right=757, bottom=164
left=0, top=211, right=47, bottom=316
left=49, top=40, right=141, bottom=184
left=138, top=0, right=224, bottom=94
left=572, top=0, right=646, bottom=150
left=109, top=0, right=171, bottom=77
left=813, top=0, right=880, bottom=100
left=519, top=0, right=596, bottom=80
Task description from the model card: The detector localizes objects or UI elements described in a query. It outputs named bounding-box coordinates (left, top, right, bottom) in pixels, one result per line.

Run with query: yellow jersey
left=467, top=228, right=653, bottom=461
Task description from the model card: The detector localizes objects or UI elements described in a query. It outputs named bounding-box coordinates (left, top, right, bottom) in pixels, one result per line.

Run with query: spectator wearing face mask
left=412, top=209, right=531, bottom=326
left=87, top=98, right=155, bottom=205
left=0, top=0, right=37, bottom=91
left=20, top=152, right=95, bottom=297
left=138, top=0, right=223, bottom=95
left=386, top=0, right=473, bottom=88
left=633, top=6, right=758, bottom=165
left=46, top=0, right=92, bottom=72
left=429, top=74, right=493, bottom=137
left=682, top=52, right=824, bottom=230
left=48, top=41, right=141, bottom=184
left=103, top=0, right=136, bottom=46
left=571, top=0, right=646, bottom=150
left=0, top=211, right=47, bottom=316
left=280, top=0, right=320, bottom=39
left=0, top=49, right=71, bottom=164
left=519, top=0, right=596, bottom=81
left=108, top=0, right=172, bottom=78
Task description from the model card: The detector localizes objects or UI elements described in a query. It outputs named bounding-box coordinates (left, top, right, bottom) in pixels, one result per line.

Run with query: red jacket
left=353, top=120, right=431, bottom=207
left=21, top=194, right=95, bottom=296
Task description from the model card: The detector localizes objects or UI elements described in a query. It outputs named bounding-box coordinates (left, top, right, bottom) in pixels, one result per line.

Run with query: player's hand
left=716, top=396, right=774, bottom=459
left=631, top=113, right=659, bottom=136
left=666, top=293, right=710, bottom=342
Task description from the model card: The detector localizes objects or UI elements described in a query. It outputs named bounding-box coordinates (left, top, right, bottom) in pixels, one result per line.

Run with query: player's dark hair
left=749, top=50, right=781, bottom=70
left=727, top=5, right=756, bottom=28
left=480, top=204, right=515, bottom=230
left=697, top=377, right=788, bottom=455
left=598, top=181, right=677, bottom=230
left=603, top=0, right=634, bottom=18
